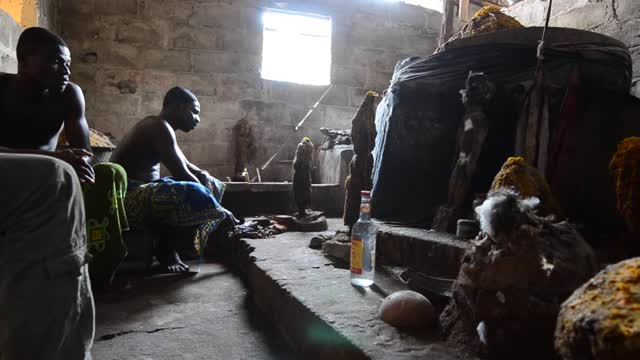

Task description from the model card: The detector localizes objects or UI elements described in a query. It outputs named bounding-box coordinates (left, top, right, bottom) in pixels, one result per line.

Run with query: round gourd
left=378, top=290, right=436, bottom=329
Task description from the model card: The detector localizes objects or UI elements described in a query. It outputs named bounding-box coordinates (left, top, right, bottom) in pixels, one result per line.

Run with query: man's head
left=16, top=27, right=71, bottom=94
left=162, top=86, right=200, bottom=132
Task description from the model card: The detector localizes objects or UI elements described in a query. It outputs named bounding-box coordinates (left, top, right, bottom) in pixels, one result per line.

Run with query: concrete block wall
left=507, top=0, right=640, bottom=96
left=58, top=0, right=441, bottom=179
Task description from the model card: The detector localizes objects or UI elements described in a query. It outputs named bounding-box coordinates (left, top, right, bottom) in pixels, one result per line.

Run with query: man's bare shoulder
left=136, top=116, right=174, bottom=137
left=56, top=81, right=83, bottom=104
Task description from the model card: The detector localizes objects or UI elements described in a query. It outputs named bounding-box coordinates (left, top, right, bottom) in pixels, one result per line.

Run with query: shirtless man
left=111, top=86, right=234, bottom=273
left=0, top=27, right=94, bottom=181
left=0, top=27, right=94, bottom=359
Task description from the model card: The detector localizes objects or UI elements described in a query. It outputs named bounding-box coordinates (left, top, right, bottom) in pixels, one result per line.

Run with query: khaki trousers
left=0, top=154, right=95, bottom=360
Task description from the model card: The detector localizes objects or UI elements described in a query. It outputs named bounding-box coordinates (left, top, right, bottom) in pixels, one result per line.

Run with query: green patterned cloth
left=82, top=163, right=128, bottom=287
left=125, top=176, right=227, bottom=254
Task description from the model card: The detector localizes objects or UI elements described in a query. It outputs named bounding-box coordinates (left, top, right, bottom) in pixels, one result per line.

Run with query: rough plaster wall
left=58, top=0, right=441, bottom=179
left=507, top=0, right=640, bottom=95
left=38, top=0, right=57, bottom=30
left=0, top=0, right=58, bottom=74
left=0, top=8, right=22, bottom=73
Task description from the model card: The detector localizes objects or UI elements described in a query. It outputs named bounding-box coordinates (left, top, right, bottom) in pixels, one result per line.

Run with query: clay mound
left=555, top=257, right=640, bottom=360
left=491, top=157, right=564, bottom=218
left=609, top=137, right=640, bottom=234
left=439, top=5, right=524, bottom=52
left=440, top=189, right=596, bottom=359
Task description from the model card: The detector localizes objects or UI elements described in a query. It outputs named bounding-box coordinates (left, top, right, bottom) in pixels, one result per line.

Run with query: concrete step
left=375, top=220, right=471, bottom=280
left=229, top=220, right=477, bottom=360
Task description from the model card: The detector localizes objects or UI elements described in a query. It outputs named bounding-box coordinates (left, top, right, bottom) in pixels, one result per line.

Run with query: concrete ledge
left=222, top=183, right=344, bottom=217
left=224, top=182, right=339, bottom=192
left=231, top=221, right=475, bottom=360
left=374, top=221, right=470, bottom=279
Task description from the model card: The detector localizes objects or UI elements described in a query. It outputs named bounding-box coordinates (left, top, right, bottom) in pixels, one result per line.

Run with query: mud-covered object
left=437, top=5, right=523, bottom=53
left=440, top=189, right=597, bottom=359
left=491, top=157, right=564, bottom=218
left=555, top=257, right=640, bottom=360
left=609, top=137, right=640, bottom=236
left=370, top=27, right=631, bottom=223
left=319, top=127, right=351, bottom=150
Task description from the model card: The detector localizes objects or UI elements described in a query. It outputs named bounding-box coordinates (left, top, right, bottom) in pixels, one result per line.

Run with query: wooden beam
left=459, top=0, right=470, bottom=23
left=439, top=0, right=456, bottom=46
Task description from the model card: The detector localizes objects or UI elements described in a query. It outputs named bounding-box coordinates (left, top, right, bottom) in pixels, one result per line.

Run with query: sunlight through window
left=261, top=9, right=332, bottom=86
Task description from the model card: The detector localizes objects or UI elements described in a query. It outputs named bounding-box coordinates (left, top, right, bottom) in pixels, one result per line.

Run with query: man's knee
left=181, top=182, right=221, bottom=207
left=35, top=156, right=82, bottom=204
left=0, top=154, right=80, bottom=203
left=93, top=163, right=127, bottom=185
left=0, top=155, right=85, bottom=255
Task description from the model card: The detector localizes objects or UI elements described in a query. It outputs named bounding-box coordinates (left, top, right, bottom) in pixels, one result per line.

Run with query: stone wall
left=58, top=0, right=441, bottom=179
left=507, top=0, right=640, bottom=95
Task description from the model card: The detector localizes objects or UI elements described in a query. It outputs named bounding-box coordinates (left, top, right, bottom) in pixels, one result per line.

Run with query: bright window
left=261, top=9, right=332, bottom=86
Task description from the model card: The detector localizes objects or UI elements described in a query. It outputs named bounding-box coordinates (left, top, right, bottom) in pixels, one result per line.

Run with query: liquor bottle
left=350, top=191, right=376, bottom=287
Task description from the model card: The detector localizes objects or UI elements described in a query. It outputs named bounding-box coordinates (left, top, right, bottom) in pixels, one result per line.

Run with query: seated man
left=0, top=28, right=97, bottom=359
left=111, top=86, right=234, bottom=273
left=0, top=27, right=128, bottom=288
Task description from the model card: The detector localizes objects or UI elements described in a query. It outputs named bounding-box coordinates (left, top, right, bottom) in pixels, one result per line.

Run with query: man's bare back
left=111, top=116, right=169, bottom=182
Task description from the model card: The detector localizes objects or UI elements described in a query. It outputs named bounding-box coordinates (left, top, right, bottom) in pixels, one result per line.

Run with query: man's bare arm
left=56, top=83, right=95, bottom=183
left=63, top=83, right=92, bottom=152
left=155, top=122, right=200, bottom=183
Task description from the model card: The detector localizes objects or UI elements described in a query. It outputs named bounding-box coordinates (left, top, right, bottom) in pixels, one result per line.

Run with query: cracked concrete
left=92, top=262, right=296, bottom=360
left=233, top=219, right=477, bottom=360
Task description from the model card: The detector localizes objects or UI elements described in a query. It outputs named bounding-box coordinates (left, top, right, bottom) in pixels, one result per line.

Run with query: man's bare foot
left=159, top=250, right=190, bottom=273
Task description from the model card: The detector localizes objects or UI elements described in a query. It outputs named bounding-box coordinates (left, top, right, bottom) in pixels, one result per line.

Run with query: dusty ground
left=92, top=261, right=296, bottom=360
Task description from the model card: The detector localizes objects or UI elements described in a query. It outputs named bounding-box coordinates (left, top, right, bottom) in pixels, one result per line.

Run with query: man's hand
left=194, top=169, right=210, bottom=185
left=55, top=148, right=95, bottom=183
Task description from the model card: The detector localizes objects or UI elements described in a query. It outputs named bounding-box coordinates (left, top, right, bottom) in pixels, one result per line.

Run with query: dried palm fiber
left=609, top=137, right=640, bottom=234
left=555, top=257, right=640, bottom=360
left=344, top=91, right=377, bottom=229
left=491, top=157, right=564, bottom=218
left=58, top=128, right=116, bottom=148
left=442, top=5, right=523, bottom=48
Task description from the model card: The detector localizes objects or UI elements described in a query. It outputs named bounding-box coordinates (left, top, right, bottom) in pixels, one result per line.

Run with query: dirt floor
left=91, top=261, right=297, bottom=360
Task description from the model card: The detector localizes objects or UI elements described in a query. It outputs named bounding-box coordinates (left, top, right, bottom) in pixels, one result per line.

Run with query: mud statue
left=292, top=137, right=314, bottom=218
left=344, top=92, right=377, bottom=230
left=233, top=118, right=257, bottom=181
left=433, top=71, right=495, bottom=232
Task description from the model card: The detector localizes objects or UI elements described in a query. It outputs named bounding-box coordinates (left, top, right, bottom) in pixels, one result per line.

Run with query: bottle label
left=350, top=236, right=363, bottom=275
